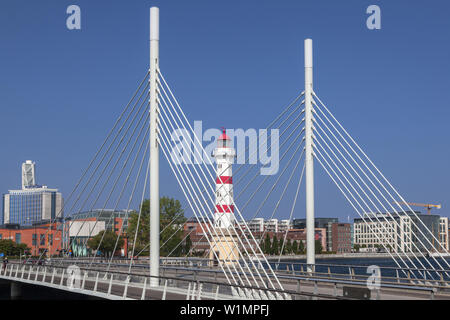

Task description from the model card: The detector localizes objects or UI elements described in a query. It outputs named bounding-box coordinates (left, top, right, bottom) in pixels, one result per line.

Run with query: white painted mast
left=304, top=39, right=315, bottom=271
left=149, top=6, right=160, bottom=287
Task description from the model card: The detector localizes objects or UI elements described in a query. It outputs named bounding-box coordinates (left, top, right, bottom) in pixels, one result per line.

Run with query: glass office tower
left=2, top=187, right=63, bottom=226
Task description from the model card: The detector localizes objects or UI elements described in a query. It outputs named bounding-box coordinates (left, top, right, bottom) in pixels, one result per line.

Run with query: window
left=40, top=234, right=45, bottom=246
left=32, top=234, right=37, bottom=246
left=48, top=234, right=53, bottom=246
left=15, top=233, right=21, bottom=244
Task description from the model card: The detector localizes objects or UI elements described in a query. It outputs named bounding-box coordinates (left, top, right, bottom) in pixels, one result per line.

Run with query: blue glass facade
left=2, top=189, right=62, bottom=226
left=8, top=192, right=43, bottom=225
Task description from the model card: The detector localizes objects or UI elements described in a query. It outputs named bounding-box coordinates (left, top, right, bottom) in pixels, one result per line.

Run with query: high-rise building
left=2, top=160, right=63, bottom=226
left=2, top=186, right=63, bottom=226
left=21, top=160, right=36, bottom=189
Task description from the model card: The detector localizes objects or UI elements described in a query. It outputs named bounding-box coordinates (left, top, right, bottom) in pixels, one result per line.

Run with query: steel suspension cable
left=157, top=122, right=240, bottom=287
left=312, top=93, right=450, bottom=271
left=69, top=103, right=150, bottom=262
left=313, top=148, right=417, bottom=278
left=85, top=113, right=151, bottom=267
left=235, top=113, right=305, bottom=204
left=157, top=97, right=262, bottom=290
left=128, top=159, right=150, bottom=273
left=104, top=130, right=150, bottom=271
left=312, top=114, right=436, bottom=275
left=151, top=75, right=304, bottom=251
left=47, top=89, right=150, bottom=265
left=239, top=124, right=305, bottom=213
left=33, top=76, right=150, bottom=264
left=222, top=144, right=305, bottom=264
left=157, top=77, right=285, bottom=295
left=251, top=147, right=305, bottom=254
left=312, top=129, right=427, bottom=276
left=277, top=163, right=305, bottom=264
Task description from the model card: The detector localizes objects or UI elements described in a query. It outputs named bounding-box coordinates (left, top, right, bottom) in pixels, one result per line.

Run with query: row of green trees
left=0, top=239, right=30, bottom=257
left=127, top=197, right=189, bottom=257
left=260, top=234, right=323, bottom=255
left=87, top=230, right=124, bottom=257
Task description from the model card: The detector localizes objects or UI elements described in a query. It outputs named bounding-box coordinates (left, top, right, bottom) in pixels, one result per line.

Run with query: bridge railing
left=58, top=262, right=450, bottom=298
left=47, top=257, right=450, bottom=290
left=0, top=262, right=351, bottom=300
left=267, top=261, right=450, bottom=286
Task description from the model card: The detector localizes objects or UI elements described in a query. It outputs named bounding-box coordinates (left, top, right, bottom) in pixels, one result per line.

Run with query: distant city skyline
left=1, top=1, right=449, bottom=222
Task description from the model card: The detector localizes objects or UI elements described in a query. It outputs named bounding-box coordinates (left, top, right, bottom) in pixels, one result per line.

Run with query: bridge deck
left=1, top=262, right=449, bottom=300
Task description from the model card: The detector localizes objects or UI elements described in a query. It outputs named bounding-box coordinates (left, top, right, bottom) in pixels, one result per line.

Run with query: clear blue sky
left=1, top=0, right=449, bottom=222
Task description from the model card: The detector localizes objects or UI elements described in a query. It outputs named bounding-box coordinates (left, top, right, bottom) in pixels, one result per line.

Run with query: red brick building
left=0, top=210, right=132, bottom=257
left=331, top=223, right=352, bottom=253
left=0, top=222, right=63, bottom=256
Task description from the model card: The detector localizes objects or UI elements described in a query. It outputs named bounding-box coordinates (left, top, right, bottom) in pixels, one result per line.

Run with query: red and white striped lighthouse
left=212, top=128, right=236, bottom=229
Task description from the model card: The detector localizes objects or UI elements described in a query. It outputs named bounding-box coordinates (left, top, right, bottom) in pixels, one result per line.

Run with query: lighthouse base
left=209, top=228, right=240, bottom=267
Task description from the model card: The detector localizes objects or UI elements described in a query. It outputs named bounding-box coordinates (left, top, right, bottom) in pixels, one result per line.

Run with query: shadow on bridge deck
left=0, top=279, right=105, bottom=300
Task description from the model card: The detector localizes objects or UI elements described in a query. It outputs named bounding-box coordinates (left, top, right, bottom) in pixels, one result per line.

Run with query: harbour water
left=268, top=256, right=450, bottom=280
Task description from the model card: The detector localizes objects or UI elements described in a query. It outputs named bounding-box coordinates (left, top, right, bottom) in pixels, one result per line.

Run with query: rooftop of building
left=0, top=219, right=64, bottom=230
left=186, top=217, right=211, bottom=224
left=7, top=186, right=60, bottom=193
left=354, top=211, right=441, bottom=222
left=67, top=209, right=132, bottom=220
left=293, top=217, right=339, bottom=222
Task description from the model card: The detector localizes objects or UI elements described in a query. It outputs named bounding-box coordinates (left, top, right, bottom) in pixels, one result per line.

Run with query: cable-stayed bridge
left=2, top=7, right=450, bottom=300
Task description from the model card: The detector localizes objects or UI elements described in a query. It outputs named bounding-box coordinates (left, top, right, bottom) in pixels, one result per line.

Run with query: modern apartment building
left=264, top=219, right=278, bottom=233
left=439, top=217, right=449, bottom=251
left=246, top=218, right=264, bottom=233
left=353, top=211, right=440, bottom=253
left=293, top=218, right=338, bottom=251
left=331, top=223, right=352, bottom=253
left=278, top=220, right=291, bottom=233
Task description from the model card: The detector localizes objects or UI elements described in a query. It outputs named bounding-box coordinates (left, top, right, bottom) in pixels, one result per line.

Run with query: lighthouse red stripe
left=216, top=176, right=233, bottom=184
left=215, top=205, right=234, bottom=213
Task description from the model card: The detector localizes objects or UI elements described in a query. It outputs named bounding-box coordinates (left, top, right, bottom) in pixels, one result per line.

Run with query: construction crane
left=392, top=201, right=442, bottom=215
